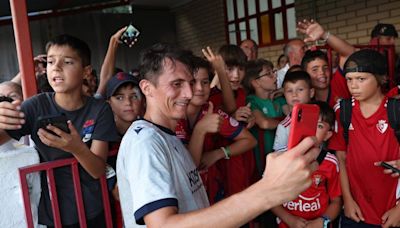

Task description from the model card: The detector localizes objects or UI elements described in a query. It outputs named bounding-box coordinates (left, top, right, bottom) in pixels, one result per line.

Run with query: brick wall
left=174, top=0, right=400, bottom=67
left=173, top=0, right=227, bottom=56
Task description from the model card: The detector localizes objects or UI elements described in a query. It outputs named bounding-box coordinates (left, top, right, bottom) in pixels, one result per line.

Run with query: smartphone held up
left=38, top=113, right=70, bottom=136
left=120, top=24, right=140, bottom=47
left=287, top=104, right=320, bottom=149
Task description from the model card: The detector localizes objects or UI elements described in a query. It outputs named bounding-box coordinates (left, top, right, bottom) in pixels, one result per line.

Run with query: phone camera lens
left=297, top=109, right=302, bottom=121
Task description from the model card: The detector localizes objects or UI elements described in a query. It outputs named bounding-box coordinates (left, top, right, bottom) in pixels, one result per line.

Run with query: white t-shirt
left=276, top=63, right=290, bottom=89
left=273, top=114, right=291, bottom=152
left=117, top=120, right=209, bottom=227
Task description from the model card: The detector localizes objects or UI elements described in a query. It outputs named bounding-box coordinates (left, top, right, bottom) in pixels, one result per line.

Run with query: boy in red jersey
left=329, top=49, right=400, bottom=227
left=208, top=45, right=256, bottom=197
left=176, top=52, right=256, bottom=204
left=272, top=101, right=342, bottom=228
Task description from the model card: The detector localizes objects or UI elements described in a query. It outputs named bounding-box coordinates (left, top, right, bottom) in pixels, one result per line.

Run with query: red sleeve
left=324, top=154, right=342, bottom=200
left=216, top=108, right=243, bottom=139
left=175, top=120, right=190, bottom=144
left=329, top=70, right=351, bottom=108
left=386, top=86, right=400, bottom=97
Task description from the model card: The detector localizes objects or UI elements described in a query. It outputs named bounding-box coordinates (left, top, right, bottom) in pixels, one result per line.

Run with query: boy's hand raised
left=37, top=120, right=86, bottom=154
left=0, top=100, right=25, bottom=130
left=202, top=46, right=226, bottom=73
left=296, top=19, right=325, bottom=43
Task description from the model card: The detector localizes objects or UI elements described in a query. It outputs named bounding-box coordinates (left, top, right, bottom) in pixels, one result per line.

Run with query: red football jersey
left=329, top=69, right=351, bottom=108
left=175, top=103, right=243, bottom=204
left=278, top=152, right=341, bottom=227
left=329, top=97, right=399, bottom=225
left=206, top=87, right=254, bottom=196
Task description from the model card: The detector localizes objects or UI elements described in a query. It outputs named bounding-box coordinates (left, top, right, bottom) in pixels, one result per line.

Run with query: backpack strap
left=387, top=98, right=400, bottom=143
left=339, top=99, right=352, bottom=144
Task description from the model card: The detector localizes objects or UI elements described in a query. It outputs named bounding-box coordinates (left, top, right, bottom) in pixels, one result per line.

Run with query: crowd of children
left=0, top=19, right=399, bottom=228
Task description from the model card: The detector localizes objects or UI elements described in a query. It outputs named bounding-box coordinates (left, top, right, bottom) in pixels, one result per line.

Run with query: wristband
left=221, top=146, right=231, bottom=159
left=321, top=215, right=330, bottom=228
left=321, top=31, right=330, bottom=43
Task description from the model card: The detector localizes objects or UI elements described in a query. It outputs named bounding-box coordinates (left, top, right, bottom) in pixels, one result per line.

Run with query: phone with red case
left=287, top=104, right=320, bottom=149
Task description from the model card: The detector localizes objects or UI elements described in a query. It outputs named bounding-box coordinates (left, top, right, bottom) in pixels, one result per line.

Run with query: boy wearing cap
left=105, top=72, right=144, bottom=227
left=370, top=23, right=398, bottom=46
left=329, top=49, right=400, bottom=227
left=106, top=72, right=144, bottom=136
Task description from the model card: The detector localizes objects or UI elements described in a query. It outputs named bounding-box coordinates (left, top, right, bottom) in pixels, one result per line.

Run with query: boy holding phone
left=273, top=71, right=315, bottom=152
left=272, top=101, right=342, bottom=228
left=0, top=34, right=119, bottom=227
left=329, top=49, right=400, bottom=227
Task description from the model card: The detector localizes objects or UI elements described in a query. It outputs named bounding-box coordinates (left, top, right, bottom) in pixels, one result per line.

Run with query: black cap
left=371, top=23, right=398, bottom=38
left=344, top=49, right=387, bottom=76
left=106, top=72, right=140, bottom=99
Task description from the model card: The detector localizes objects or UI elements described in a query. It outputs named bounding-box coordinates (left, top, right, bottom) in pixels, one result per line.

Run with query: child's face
left=345, top=72, right=381, bottom=102
left=283, top=80, right=314, bottom=107
left=226, top=65, right=245, bottom=90
left=109, top=84, right=143, bottom=123
left=190, top=68, right=210, bottom=106
left=46, top=45, right=90, bottom=94
left=253, top=66, right=277, bottom=92
left=306, top=58, right=331, bottom=90
left=315, top=118, right=333, bottom=145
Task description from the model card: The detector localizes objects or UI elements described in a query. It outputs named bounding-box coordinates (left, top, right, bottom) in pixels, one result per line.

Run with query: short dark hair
left=282, top=70, right=312, bottom=89
left=218, top=45, right=247, bottom=67
left=240, top=39, right=258, bottom=49
left=301, top=50, right=328, bottom=70
left=311, top=100, right=335, bottom=130
left=243, top=59, right=274, bottom=94
left=45, top=34, right=91, bottom=66
left=139, top=43, right=194, bottom=85
left=190, top=55, right=214, bottom=81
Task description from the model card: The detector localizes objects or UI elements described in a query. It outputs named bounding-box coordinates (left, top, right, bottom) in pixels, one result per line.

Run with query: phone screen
left=120, top=24, right=140, bottom=47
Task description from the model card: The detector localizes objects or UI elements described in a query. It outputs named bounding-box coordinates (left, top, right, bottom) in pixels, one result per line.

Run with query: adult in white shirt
left=276, top=38, right=307, bottom=88
left=117, top=43, right=320, bottom=227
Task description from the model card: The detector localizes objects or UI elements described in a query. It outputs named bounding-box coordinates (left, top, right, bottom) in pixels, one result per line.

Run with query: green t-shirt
left=246, top=94, right=286, bottom=176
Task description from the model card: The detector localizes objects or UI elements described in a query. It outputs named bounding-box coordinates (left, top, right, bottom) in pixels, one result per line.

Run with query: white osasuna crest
left=376, top=120, right=388, bottom=133
left=313, top=174, right=322, bottom=186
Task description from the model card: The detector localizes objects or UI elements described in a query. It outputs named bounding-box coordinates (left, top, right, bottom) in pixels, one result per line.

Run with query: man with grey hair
left=276, top=38, right=307, bottom=88
left=0, top=81, right=23, bottom=101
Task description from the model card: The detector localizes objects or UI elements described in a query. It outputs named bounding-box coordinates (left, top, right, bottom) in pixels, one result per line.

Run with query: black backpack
left=340, top=98, right=400, bottom=144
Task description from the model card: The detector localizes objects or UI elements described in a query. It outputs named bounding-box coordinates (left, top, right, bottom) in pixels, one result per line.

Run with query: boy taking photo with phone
left=0, top=34, right=119, bottom=227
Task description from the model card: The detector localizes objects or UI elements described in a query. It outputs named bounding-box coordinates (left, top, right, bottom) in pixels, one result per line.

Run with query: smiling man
left=116, top=43, right=321, bottom=228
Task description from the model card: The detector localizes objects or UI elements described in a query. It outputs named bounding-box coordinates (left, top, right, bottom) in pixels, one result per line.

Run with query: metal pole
left=9, top=0, right=37, bottom=99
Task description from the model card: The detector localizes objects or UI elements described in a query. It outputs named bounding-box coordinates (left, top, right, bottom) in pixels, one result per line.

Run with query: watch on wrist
left=321, top=215, right=331, bottom=228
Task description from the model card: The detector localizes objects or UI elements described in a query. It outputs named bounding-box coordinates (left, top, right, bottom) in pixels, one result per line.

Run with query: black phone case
left=37, top=114, right=70, bottom=134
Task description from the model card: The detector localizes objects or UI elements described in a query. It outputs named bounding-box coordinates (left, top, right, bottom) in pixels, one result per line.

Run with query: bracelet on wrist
left=320, top=215, right=331, bottom=228
left=321, top=31, right=330, bottom=43
left=221, top=146, right=231, bottom=159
